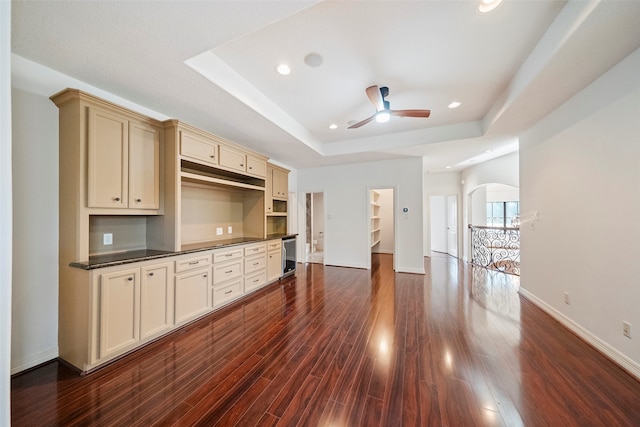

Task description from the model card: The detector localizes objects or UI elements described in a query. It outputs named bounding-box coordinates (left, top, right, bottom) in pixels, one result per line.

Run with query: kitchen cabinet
left=272, top=167, right=288, bottom=200
left=87, top=107, right=161, bottom=210
left=267, top=240, right=282, bottom=282
left=174, top=267, right=211, bottom=325
left=246, top=155, right=267, bottom=178
left=98, top=267, right=140, bottom=359
left=218, top=144, right=246, bottom=174
left=180, top=130, right=217, bottom=167
left=140, top=263, right=173, bottom=340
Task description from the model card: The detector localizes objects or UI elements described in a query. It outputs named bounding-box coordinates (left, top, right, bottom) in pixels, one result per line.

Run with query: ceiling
left=10, top=1, right=640, bottom=172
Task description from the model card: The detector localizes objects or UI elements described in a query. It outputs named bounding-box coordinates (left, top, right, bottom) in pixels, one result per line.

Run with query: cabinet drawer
left=180, top=131, right=218, bottom=166
left=213, top=260, right=243, bottom=285
left=212, top=279, right=243, bottom=307
left=213, top=247, right=243, bottom=264
left=267, top=240, right=281, bottom=252
left=245, top=271, right=267, bottom=293
left=244, top=255, right=266, bottom=275
left=175, top=255, right=211, bottom=273
left=244, top=243, right=266, bottom=257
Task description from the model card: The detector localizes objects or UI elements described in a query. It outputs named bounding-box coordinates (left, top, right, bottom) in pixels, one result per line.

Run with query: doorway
left=370, top=188, right=395, bottom=269
left=304, top=192, right=324, bottom=264
left=429, top=194, right=458, bottom=257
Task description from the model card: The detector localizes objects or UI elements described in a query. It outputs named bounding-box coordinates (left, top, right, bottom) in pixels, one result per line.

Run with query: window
left=486, top=201, right=519, bottom=227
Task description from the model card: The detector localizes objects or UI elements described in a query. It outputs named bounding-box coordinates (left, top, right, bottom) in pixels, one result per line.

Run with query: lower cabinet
left=140, top=263, right=173, bottom=339
left=61, top=239, right=287, bottom=373
left=174, top=267, right=211, bottom=325
left=99, top=267, right=140, bottom=359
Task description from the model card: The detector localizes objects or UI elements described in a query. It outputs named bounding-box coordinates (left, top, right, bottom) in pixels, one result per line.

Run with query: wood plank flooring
left=11, top=253, right=640, bottom=426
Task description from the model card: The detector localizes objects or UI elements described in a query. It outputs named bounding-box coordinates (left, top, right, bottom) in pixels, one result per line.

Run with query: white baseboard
left=11, top=346, right=59, bottom=375
left=519, top=287, right=640, bottom=381
left=396, top=266, right=426, bottom=275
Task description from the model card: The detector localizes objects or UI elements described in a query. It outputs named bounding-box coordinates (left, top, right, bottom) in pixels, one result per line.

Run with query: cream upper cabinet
left=246, top=155, right=267, bottom=178
left=140, top=263, right=173, bottom=340
left=99, top=268, right=140, bottom=359
left=180, top=130, right=218, bottom=167
left=88, top=107, right=129, bottom=208
left=129, top=121, right=160, bottom=209
left=87, top=107, right=161, bottom=210
left=218, top=144, right=246, bottom=174
left=272, top=167, right=288, bottom=200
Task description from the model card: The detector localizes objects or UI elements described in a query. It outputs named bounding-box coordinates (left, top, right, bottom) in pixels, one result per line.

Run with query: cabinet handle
left=253, top=279, right=259, bottom=283
left=149, top=272, right=154, bottom=277
left=114, top=197, right=121, bottom=202
left=136, top=198, right=142, bottom=203
left=225, top=254, right=233, bottom=257
left=225, top=290, right=232, bottom=294
left=188, top=261, right=199, bottom=265
left=253, top=262, right=259, bottom=266
left=127, top=277, right=133, bottom=281
left=225, top=270, right=233, bottom=274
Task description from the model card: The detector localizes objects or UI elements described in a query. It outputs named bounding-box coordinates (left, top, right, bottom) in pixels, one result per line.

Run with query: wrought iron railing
left=468, top=225, right=520, bottom=276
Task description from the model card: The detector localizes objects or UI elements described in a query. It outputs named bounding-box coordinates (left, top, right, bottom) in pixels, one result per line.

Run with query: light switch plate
left=216, top=227, right=223, bottom=235
left=228, top=226, right=233, bottom=234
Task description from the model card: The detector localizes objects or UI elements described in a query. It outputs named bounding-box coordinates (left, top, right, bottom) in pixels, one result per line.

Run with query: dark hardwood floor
left=11, top=253, right=640, bottom=426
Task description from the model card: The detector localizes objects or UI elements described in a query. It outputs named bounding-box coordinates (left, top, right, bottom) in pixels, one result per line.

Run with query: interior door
left=447, top=195, right=458, bottom=258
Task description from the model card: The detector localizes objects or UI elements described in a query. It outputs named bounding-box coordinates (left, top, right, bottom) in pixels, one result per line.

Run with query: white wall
left=298, top=157, right=424, bottom=273
left=1, top=1, right=13, bottom=421
left=429, top=195, right=447, bottom=253
left=519, top=47, right=640, bottom=377
left=11, top=88, right=60, bottom=373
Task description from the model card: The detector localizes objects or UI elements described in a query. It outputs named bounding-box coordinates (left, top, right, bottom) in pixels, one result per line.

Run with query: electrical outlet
left=623, top=321, right=632, bottom=339
left=216, top=227, right=223, bottom=236
left=228, top=226, right=233, bottom=234
left=564, top=292, right=570, bottom=305
left=103, top=233, right=113, bottom=245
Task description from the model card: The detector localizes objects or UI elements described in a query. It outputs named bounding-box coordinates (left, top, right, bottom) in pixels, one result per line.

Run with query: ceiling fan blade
left=390, top=109, right=431, bottom=118
left=348, top=114, right=376, bottom=129
left=365, top=85, right=384, bottom=111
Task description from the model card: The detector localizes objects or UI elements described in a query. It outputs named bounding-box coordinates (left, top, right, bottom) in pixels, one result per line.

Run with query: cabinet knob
left=136, top=198, right=142, bottom=203
left=114, top=197, right=120, bottom=202
left=249, top=166, right=253, bottom=170
left=203, top=274, right=207, bottom=278
left=210, top=155, right=215, bottom=158
left=225, top=290, right=232, bottom=294
left=240, top=164, right=244, bottom=167
left=148, top=272, right=154, bottom=277
left=127, top=277, right=133, bottom=281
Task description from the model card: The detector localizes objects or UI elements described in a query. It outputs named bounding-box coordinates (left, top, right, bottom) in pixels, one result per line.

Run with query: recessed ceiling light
left=276, top=64, right=291, bottom=75
left=445, top=166, right=452, bottom=169
left=478, top=0, right=503, bottom=14
left=304, top=53, right=323, bottom=67
left=329, top=123, right=338, bottom=130
left=448, top=101, right=461, bottom=109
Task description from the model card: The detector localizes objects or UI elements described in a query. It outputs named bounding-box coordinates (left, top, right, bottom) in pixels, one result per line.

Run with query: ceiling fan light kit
left=348, top=85, right=431, bottom=129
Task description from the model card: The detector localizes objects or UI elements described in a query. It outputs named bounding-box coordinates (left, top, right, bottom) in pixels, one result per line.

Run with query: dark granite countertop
left=70, top=234, right=298, bottom=270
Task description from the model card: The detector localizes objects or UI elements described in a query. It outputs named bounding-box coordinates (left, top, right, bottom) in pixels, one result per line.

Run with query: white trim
left=519, top=287, right=640, bottom=381
left=10, top=347, right=59, bottom=375
left=396, top=266, right=426, bottom=275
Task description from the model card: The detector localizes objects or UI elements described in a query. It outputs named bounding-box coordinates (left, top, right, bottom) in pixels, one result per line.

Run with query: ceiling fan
left=348, top=85, right=431, bottom=129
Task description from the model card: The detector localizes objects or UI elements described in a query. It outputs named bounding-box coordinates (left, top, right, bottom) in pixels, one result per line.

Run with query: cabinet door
left=175, top=268, right=211, bottom=325
left=267, top=249, right=282, bottom=282
left=129, top=121, right=160, bottom=209
left=180, top=130, right=217, bottom=166
left=140, top=263, right=172, bottom=339
left=246, top=155, right=267, bottom=178
left=88, top=107, right=128, bottom=208
left=272, top=168, right=288, bottom=200
left=99, top=268, right=140, bottom=359
left=218, top=144, right=246, bottom=173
